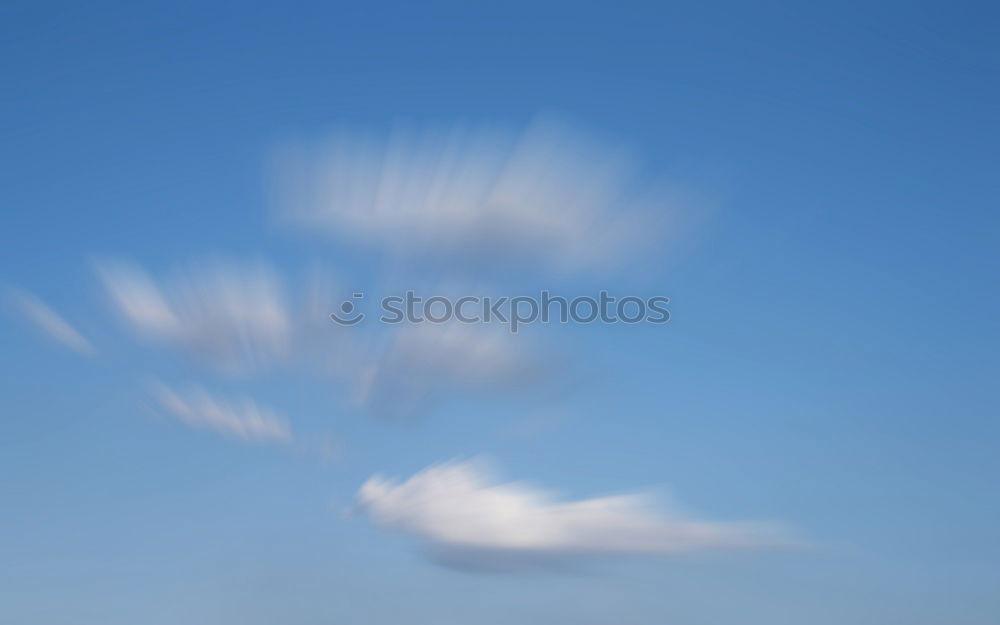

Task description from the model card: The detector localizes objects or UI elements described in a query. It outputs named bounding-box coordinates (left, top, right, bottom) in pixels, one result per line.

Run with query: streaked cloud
left=10, top=289, right=96, bottom=355
left=94, top=259, right=549, bottom=420
left=357, top=458, right=796, bottom=572
left=97, top=260, right=296, bottom=374
left=271, top=117, right=681, bottom=273
left=150, top=382, right=292, bottom=444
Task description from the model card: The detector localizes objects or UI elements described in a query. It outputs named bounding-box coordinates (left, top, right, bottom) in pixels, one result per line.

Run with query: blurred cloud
left=150, top=382, right=292, bottom=444
left=357, top=458, right=796, bottom=572
left=355, top=321, right=546, bottom=419
left=95, top=258, right=550, bottom=419
left=271, top=117, right=682, bottom=273
left=10, top=289, right=96, bottom=355
left=93, top=116, right=685, bottom=422
left=97, top=260, right=297, bottom=374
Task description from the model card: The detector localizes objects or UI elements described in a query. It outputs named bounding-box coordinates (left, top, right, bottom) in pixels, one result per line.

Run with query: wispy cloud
left=150, top=382, right=292, bottom=444
left=271, top=117, right=683, bottom=273
left=10, top=289, right=96, bottom=355
left=357, top=458, right=797, bottom=572
left=93, top=259, right=553, bottom=420
left=97, top=260, right=297, bottom=374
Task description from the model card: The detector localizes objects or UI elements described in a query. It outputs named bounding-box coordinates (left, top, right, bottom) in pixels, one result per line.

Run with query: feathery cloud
left=10, top=290, right=96, bottom=355
left=271, top=117, right=680, bottom=273
left=97, top=260, right=296, bottom=373
left=150, top=382, right=292, bottom=444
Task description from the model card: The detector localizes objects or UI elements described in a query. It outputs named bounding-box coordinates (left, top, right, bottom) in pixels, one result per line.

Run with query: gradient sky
left=2, top=2, right=999, bottom=624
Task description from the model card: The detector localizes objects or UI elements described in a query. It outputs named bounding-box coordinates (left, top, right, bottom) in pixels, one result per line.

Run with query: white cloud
left=150, top=383, right=292, bottom=444
left=11, top=290, right=96, bottom=355
left=271, top=117, right=679, bottom=273
left=97, top=260, right=296, bottom=373
left=357, top=458, right=795, bottom=571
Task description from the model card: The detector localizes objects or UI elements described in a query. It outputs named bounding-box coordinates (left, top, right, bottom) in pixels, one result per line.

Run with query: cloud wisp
left=10, top=290, right=96, bottom=355
left=357, top=459, right=796, bottom=572
left=97, top=260, right=298, bottom=374
left=150, top=383, right=292, bottom=444
left=95, top=258, right=551, bottom=420
left=271, top=117, right=682, bottom=274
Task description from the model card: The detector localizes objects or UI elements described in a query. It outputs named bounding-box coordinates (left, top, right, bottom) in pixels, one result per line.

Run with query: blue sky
left=2, top=2, right=999, bottom=623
